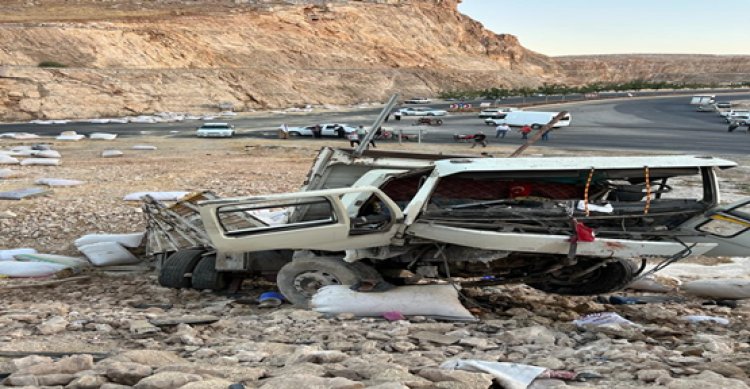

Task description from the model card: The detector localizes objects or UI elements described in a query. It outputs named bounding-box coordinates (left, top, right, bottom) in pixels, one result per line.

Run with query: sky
left=457, top=0, right=750, bottom=56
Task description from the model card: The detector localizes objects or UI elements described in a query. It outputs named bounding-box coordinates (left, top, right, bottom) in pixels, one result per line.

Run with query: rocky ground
left=2, top=136, right=750, bottom=388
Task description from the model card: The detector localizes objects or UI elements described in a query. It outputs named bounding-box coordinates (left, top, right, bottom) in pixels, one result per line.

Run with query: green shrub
left=38, top=61, right=67, bottom=68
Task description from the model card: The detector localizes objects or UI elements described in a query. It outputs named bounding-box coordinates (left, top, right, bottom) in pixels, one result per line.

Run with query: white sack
left=77, top=241, right=140, bottom=266
left=32, top=150, right=61, bottom=158
left=0, top=155, right=20, bottom=165
left=0, top=132, right=41, bottom=140
left=20, top=158, right=60, bottom=166
left=440, top=360, right=547, bottom=389
left=101, top=150, right=124, bottom=158
left=131, top=145, right=157, bottom=150
left=89, top=132, right=118, bottom=140
left=0, top=261, right=69, bottom=278
left=35, top=178, right=85, bottom=187
left=681, top=279, right=750, bottom=299
left=311, top=284, right=475, bottom=321
left=75, top=232, right=144, bottom=249
left=0, top=248, right=37, bottom=261
left=627, top=275, right=681, bottom=293
left=123, top=191, right=189, bottom=201
left=573, top=312, right=639, bottom=327
left=0, top=168, right=21, bottom=179
left=683, top=315, right=730, bottom=325
left=14, top=253, right=89, bottom=268
left=56, top=131, right=85, bottom=141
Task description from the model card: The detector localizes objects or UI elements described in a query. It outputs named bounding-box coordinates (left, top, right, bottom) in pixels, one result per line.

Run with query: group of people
left=348, top=126, right=377, bottom=148
left=470, top=123, right=550, bottom=148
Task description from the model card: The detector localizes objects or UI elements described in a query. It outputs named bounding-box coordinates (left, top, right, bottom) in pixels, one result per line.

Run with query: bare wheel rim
left=293, top=270, right=341, bottom=296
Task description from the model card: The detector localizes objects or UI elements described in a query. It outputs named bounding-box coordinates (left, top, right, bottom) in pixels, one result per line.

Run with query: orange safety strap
left=584, top=167, right=595, bottom=217
left=644, top=166, right=651, bottom=215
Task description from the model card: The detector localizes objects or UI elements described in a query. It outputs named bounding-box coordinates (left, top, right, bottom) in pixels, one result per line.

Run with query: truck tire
left=276, top=257, right=381, bottom=307
left=158, top=249, right=204, bottom=289
left=527, top=258, right=639, bottom=296
left=191, top=255, right=229, bottom=291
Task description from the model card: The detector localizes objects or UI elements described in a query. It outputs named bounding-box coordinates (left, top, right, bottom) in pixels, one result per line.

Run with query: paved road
left=2, top=92, right=749, bottom=155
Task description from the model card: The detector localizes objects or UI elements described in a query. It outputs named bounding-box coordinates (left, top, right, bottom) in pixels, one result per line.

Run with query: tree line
left=438, top=80, right=750, bottom=102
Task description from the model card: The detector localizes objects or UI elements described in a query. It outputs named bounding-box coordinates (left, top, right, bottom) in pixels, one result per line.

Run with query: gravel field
left=1, top=137, right=750, bottom=389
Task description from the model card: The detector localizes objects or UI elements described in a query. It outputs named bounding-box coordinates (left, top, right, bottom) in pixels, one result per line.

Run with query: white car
left=404, top=97, right=431, bottom=104
left=725, top=111, right=750, bottom=123
left=394, top=107, right=447, bottom=118
left=285, top=123, right=357, bottom=137
left=478, top=107, right=520, bottom=119
left=196, top=123, right=235, bottom=138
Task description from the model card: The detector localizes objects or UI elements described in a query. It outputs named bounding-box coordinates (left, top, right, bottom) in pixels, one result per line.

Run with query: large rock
left=66, top=374, right=108, bottom=389
left=286, top=348, right=348, bottom=364
left=16, top=354, right=94, bottom=376
left=178, top=379, right=235, bottom=389
left=37, top=315, right=70, bottom=334
left=133, top=371, right=202, bottom=389
left=497, top=326, right=557, bottom=345
left=106, top=350, right=187, bottom=367
left=416, top=367, right=494, bottom=389
left=666, top=370, right=750, bottom=389
left=107, top=362, right=154, bottom=385
left=258, top=374, right=364, bottom=389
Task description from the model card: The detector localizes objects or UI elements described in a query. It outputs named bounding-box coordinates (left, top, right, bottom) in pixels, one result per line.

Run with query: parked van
left=486, top=111, right=572, bottom=128
left=478, top=107, right=520, bottom=119
left=690, top=95, right=715, bottom=105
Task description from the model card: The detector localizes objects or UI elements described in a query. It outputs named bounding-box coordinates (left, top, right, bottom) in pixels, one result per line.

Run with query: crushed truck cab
left=152, top=148, right=750, bottom=306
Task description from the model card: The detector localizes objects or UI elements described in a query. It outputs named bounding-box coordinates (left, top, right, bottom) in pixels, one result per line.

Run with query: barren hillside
left=557, top=54, right=750, bottom=85
left=0, top=0, right=560, bottom=120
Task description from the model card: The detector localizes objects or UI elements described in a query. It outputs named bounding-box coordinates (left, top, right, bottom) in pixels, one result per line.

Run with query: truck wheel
left=191, top=255, right=229, bottom=291
left=435, top=119, right=443, bottom=126
left=158, top=249, right=204, bottom=289
left=276, top=257, right=381, bottom=307
left=527, top=258, right=639, bottom=296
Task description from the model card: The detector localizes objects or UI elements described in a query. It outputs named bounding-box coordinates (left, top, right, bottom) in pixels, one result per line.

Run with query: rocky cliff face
left=0, top=0, right=560, bottom=120
left=557, top=54, right=750, bottom=85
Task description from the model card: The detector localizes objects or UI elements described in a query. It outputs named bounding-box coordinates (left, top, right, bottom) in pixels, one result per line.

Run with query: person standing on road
left=471, top=131, right=488, bottom=148
left=495, top=123, right=511, bottom=138
left=358, top=125, right=377, bottom=148
left=348, top=130, right=360, bottom=147
left=541, top=129, right=550, bottom=141
left=312, top=124, right=322, bottom=139
left=521, top=124, right=532, bottom=139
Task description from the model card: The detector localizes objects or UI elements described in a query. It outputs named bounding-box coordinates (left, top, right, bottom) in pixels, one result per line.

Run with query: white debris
left=131, top=145, right=158, bottom=151
left=20, top=158, right=61, bottom=166
left=32, top=150, right=61, bottom=158
left=101, top=149, right=124, bottom=158
left=123, top=191, right=189, bottom=201
left=681, top=279, right=750, bottom=299
left=440, top=360, right=547, bottom=389
left=311, top=284, right=476, bottom=321
left=75, top=233, right=144, bottom=249
left=35, top=178, right=85, bottom=187
left=0, top=261, right=69, bottom=277
left=683, top=315, right=730, bottom=325
left=0, top=132, right=42, bottom=140
left=573, top=312, right=639, bottom=327
left=89, top=132, right=118, bottom=140
left=56, top=131, right=85, bottom=141
left=0, top=155, right=20, bottom=165
left=0, top=248, right=38, bottom=261
left=77, top=241, right=141, bottom=266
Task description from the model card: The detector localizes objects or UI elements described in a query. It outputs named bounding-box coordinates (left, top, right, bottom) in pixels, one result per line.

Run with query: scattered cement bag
left=0, top=187, right=51, bottom=200
left=101, top=149, right=124, bottom=158
left=35, top=178, right=85, bottom=187
left=31, top=150, right=61, bottom=158
left=89, top=132, right=118, bottom=140
left=14, top=253, right=90, bottom=268
left=75, top=232, right=144, bottom=249
left=0, top=261, right=69, bottom=277
left=0, top=248, right=37, bottom=261
left=123, top=191, right=189, bottom=201
left=440, top=360, right=547, bottom=389
left=77, top=241, right=140, bottom=266
left=0, top=155, right=20, bottom=165
left=0, top=132, right=41, bottom=140
left=131, top=145, right=157, bottom=151
left=681, top=279, right=750, bottom=299
left=311, top=284, right=475, bottom=321
left=56, top=131, right=85, bottom=141
left=0, top=168, right=20, bottom=179
left=20, top=158, right=60, bottom=166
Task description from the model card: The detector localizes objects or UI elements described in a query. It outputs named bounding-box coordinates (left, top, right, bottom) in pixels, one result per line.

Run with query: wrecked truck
left=151, top=147, right=750, bottom=306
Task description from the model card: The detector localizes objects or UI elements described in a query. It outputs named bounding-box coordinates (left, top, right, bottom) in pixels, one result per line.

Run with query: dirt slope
left=0, top=0, right=560, bottom=120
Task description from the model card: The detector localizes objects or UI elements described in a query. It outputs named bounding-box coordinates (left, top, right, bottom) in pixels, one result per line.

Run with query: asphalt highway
left=2, top=92, right=749, bottom=155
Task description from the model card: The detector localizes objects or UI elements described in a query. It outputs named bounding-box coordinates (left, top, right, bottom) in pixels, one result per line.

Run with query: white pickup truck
left=154, top=148, right=750, bottom=306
